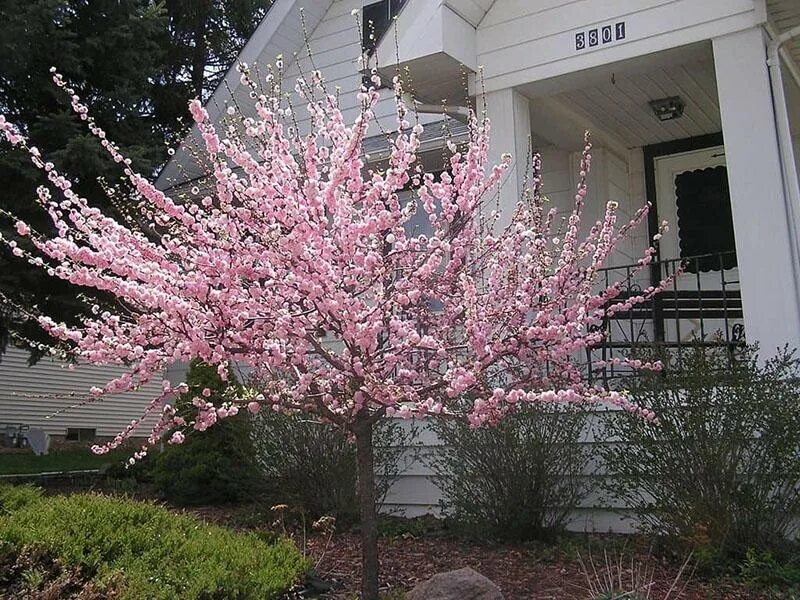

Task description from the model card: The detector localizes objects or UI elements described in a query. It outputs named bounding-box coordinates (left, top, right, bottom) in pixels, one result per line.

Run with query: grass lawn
left=0, top=448, right=125, bottom=476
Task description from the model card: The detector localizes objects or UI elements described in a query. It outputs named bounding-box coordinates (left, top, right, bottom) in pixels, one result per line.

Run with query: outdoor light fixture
left=649, top=96, right=685, bottom=121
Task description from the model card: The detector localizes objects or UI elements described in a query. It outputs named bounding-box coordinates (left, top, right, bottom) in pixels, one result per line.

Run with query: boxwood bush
left=0, top=484, right=307, bottom=599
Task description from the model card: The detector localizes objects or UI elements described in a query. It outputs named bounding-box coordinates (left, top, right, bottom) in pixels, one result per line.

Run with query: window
left=361, top=0, right=407, bottom=56
left=65, top=427, right=96, bottom=442
left=399, top=189, right=433, bottom=239
left=674, top=165, right=737, bottom=272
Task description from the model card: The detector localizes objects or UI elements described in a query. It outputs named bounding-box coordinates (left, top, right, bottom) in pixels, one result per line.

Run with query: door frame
left=643, top=133, right=724, bottom=269
left=642, top=132, right=724, bottom=342
left=653, top=143, right=731, bottom=284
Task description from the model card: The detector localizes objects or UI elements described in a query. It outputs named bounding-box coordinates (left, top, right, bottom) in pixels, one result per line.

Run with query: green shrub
left=599, top=345, right=800, bottom=565
left=251, top=412, right=416, bottom=524
left=429, top=403, right=591, bottom=541
left=0, top=484, right=42, bottom=514
left=0, top=485, right=307, bottom=599
left=151, top=430, right=260, bottom=505
left=739, top=548, right=800, bottom=589
left=151, top=360, right=263, bottom=505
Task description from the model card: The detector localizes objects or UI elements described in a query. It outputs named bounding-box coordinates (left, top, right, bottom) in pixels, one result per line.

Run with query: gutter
left=401, top=92, right=471, bottom=123
left=766, top=22, right=800, bottom=90
left=766, top=24, right=800, bottom=323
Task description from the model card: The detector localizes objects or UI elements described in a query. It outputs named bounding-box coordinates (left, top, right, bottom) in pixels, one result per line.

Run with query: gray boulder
left=406, top=567, right=504, bottom=600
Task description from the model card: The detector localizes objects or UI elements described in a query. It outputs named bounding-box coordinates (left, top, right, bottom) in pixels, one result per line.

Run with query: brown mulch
left=301, top=532, right=765, bottom=599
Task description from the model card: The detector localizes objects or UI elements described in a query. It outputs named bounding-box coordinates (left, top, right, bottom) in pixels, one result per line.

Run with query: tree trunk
left=355, top=419, right=379, bottom=600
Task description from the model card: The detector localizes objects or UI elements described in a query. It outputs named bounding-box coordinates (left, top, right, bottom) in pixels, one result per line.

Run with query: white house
left=4, top=0, right=799, bottom=530
left=159, top=0, right=800, bottom=357
left=155, top=0, right=800, bottom=531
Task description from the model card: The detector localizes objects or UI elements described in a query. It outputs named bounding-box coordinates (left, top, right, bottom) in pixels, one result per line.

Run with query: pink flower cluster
left=0, top=63, right=673, bottom=451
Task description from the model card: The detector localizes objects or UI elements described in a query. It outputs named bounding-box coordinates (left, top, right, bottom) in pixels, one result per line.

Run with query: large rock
left=406, top=567, right=504, bottom=600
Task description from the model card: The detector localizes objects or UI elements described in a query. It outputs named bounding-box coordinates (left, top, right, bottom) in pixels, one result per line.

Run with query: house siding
left=0, top=346, right=163, bottom=438
left=225, top=0, right=442, bottom=142
left=538, top=145, right=574, bottom=211
left=539, top=144, right=648, bottom=269
left=144, top=0, right=800, bottom=533
left=476, top=0, right=758, bottom=92
left=606, top=148, right=649, bottom=267
left=381, top=144, right=649, bottom=533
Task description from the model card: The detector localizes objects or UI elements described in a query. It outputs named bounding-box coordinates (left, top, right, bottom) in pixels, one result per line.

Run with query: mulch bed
left=302, top=532, right=764, bottom=599
left=184, top=505, right=766, bottom=599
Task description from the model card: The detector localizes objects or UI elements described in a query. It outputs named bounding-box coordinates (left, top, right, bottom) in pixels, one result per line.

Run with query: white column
left=484, top=88, right=531, bottom=229
left=713, top=27, right=800, bottom=354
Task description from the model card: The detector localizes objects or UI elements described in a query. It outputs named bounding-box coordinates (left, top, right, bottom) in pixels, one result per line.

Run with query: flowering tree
left=0, top=60, right=668, bottom=598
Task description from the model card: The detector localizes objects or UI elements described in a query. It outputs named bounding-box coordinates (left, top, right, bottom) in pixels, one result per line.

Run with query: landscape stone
left=406, top=567, right=504, bottom=600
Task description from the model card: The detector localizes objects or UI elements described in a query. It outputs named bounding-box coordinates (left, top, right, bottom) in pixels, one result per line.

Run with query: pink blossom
left=0, top=65, right=672, bottom=463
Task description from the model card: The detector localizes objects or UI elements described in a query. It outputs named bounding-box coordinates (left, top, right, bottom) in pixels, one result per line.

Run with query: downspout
left=766, top=24, right=800, bottom=325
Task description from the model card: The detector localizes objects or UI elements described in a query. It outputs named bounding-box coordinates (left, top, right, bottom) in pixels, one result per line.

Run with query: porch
left=373, top=0, right=800, bottom=357
left=481, top=25, right=800, bottom=359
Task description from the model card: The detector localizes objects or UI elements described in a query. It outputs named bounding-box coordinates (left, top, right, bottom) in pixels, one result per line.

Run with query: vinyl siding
left=380, top=144, right=650, bottom=531
left=141, top=0, right=785, bottom=535
left=159, top=0, right=444, bottom=191
left=0, top=346, right=163, bottom=438
left=226, top=0, right=442, bottom=141
left=539, top=143, right=648, bottom=269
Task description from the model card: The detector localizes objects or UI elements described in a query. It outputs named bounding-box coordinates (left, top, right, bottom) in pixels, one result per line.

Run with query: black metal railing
left=587, top=251, right=744, bottom=383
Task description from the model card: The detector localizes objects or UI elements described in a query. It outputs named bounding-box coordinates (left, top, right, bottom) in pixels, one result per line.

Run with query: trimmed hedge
left=0, top=485, right=307, bottom=599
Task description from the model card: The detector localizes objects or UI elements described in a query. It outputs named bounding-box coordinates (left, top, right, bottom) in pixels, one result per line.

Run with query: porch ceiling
left=524, top=43, right=721, bottom=151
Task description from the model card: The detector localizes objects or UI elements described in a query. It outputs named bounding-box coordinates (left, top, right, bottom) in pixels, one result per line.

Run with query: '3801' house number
left=575, top=22, right=626, bottom=51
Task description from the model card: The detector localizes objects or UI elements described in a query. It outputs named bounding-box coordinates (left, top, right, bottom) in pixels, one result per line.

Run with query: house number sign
left=575, top=21, right=626, bottom=51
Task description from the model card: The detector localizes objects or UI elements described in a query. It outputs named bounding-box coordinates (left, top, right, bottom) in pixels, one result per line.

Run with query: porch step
left=607, top=290, right=743, bottom=321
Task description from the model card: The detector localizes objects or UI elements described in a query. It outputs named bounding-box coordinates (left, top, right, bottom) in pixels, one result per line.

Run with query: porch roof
left=521, top=0, right=800, bottom=156
left=521, top=42, right=721, bottom=153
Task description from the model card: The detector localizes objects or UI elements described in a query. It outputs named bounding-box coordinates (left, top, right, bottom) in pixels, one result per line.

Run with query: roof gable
left=156, top=0, right=334, bottom=190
